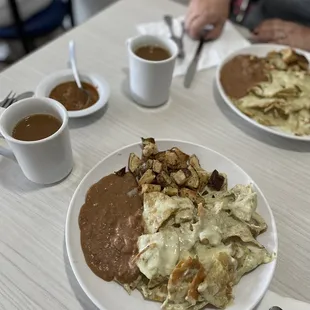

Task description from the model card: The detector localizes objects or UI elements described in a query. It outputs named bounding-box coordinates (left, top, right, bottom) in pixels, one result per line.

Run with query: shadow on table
left=69, top=103, right=109, bottom=130
left=63, top=239, right=99, bottom=310
left=213, top=80, right=310, bottom=153
left=121, top=67, right=137, bottom=105
left=0, top=156, right=57, bottom=192
left=0, top=157, right=40, bottom=192
left=0, top=156, right=74, bottom=192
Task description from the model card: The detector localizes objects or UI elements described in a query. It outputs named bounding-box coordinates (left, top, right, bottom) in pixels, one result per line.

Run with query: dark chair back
left=4, top=0, right=75, bottom=54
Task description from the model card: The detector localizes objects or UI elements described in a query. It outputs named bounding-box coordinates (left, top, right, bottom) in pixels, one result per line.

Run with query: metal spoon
left=269, top=307, right=283, bottom=310
left=68, top=40, right=90, bottom=106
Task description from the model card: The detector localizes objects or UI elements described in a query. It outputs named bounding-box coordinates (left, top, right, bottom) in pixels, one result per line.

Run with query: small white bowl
left=35, top=69, right=110, bottom=118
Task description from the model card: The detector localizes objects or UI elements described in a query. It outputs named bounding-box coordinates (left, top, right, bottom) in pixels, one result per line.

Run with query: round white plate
left=216, top=43, right=310, bottom=141
left=66, top=140, right=278, bottom=310
left=35, top=69, right=110, bottom=118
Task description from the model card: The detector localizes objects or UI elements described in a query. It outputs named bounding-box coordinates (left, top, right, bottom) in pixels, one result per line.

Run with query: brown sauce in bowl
left=220, top=55, right=268, bottom=99
left=49, top=81, right=99, bottom=111
left=79, top=172, right=144, bottom=284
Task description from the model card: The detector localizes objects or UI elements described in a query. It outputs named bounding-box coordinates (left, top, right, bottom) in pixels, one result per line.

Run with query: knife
left=184, top=37, right=205, bottom=88
left=184, top=25, right=214, bottom=88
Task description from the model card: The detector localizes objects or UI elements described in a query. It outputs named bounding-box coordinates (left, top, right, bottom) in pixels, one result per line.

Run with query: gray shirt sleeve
left=240, top=0, right=310, bottom=30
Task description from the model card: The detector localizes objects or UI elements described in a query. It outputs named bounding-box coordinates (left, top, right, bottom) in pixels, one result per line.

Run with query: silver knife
left=184, top=37, right=205, bottom=88
left=184, top=25, right=214, bottom=88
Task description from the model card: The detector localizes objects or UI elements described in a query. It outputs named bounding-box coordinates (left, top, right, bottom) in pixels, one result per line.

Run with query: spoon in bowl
left=68, top=40, right=90, bottom=106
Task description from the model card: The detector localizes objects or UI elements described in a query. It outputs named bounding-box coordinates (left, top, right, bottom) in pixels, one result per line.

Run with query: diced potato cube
left=185, top=165, right=199, bottom=189
left=179, top=188, right=203, bottom=205
left=156, top=171, right=173, bottom=187
left=142, top=137, right=158, bottom=158
left=171, top=168, right=191, bottom=186
left=189, top=155, right=201, bottom=171
left=138, top=169, right=155, bottom=185
left=162, top=187, right=178, bottom=196
left=171, top=147, right=189, bottom=168
left=152, top=160, right=163, bottom=174
left=140, top=184, right=161, bottom=194
left=165, top=150, right=179, bottom=168
left=128, top=153, right=142, bottom=174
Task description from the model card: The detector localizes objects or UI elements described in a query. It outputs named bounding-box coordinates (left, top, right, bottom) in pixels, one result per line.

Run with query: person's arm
left=185, top=0, right=231, bottom=40
left=253, top=19, right=310, bottom=52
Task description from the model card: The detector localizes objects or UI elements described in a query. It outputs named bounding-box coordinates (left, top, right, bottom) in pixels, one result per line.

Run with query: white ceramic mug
left=0, top=97, right=73, bottom=184
left=127, top=35, right=178, bottom=107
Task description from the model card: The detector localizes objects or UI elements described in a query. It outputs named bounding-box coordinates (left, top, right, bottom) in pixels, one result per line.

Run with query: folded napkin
left=137, top=17, right=250, bottom=76
left=257, top=291, right=310, bottom=310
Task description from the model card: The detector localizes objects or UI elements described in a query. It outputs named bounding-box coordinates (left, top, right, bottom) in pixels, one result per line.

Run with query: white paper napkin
left=257, top=291, right=310, bottom=310
left=137, top=17, right=250, bottom=76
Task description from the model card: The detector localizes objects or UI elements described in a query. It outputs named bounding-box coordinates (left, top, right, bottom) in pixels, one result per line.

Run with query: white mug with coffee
left=0, top=97, right=73, bottom=184
left=127, top=35, right=178, bottom=107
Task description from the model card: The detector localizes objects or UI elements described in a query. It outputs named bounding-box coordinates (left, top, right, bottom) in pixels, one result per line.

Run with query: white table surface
left=0, top=0, right=310, bottom=309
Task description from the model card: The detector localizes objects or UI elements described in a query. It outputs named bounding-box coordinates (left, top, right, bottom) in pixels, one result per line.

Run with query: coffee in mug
left=135, top=45, right=171, bottom=61
left=12, top=114, right=62, bottom=141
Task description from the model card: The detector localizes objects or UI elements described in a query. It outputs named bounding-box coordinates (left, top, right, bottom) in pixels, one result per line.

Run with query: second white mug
left=0, top=97, right=73, bottom=184
left=127, top=35, right=178, bottom=107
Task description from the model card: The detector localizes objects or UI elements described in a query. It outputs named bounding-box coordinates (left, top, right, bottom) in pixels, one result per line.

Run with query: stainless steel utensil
left=164, top=15, right=178, bottom=41
left=184, top=37, right=205, bottom=88
left=0, top=91, right=14, bottom=108
left=164, top=15, right=184, bottom=59
left=69, top=40, right=90, bottom=106
left=0, top=91, right=34, bottom=108
left=183, top=26, right=214, bottom=88
left=15, top=91, right=34, bottom=101
left=178, top=21, right=186, bottom=59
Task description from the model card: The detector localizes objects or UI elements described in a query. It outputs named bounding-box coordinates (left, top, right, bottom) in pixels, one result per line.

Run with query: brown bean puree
left=79, top=172, right=143, bottom=284
left=220, top=55, right=268, bottom=99
left=49, top=81, right=99, bottom=111
left=12, top=114, right=61, bottom=141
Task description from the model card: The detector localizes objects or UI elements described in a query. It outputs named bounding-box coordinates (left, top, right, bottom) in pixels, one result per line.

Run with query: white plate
left=216, top=44, right=310, bottom=141
left=35, top=69, right=110, bottom=118
left=66, top=140, right=278, bottom=310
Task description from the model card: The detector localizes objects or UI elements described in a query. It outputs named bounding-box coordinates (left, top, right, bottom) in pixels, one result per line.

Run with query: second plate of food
left=66, top=139, right=277, bottom=310
left=216, top=44, right=310, bottom=141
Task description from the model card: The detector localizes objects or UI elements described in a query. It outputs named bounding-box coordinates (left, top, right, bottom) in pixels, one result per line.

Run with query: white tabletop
left=0, top=0, right=309, bottom=309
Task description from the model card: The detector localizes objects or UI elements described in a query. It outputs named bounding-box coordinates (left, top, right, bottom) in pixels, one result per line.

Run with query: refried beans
left=220, top=55, right=268, bottom=99
left=79, top=172, right=143, bottom=284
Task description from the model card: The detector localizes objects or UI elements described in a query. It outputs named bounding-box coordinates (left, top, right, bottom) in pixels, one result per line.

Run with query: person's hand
left=185, top=0, right=230, bottom=40
left=253, top=19, right=310, bottom=51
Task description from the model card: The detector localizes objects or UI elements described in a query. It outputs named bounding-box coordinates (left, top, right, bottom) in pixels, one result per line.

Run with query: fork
left=178, top=21, right=186, bottom=59
left=0, top=91, right=16, bottom=108
left=164, top=15, right=185, bottom=59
